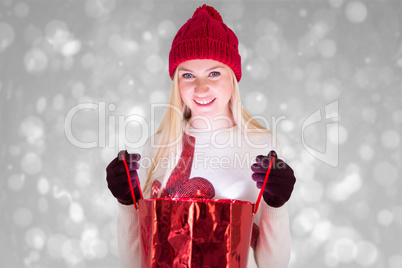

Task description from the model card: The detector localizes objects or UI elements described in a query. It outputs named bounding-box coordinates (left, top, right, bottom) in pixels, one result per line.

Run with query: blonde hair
left=143, top=67, right=271, bottom=192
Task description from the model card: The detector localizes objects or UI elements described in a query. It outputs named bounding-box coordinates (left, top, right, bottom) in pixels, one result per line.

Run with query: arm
left=117, top=203, right=141, bottom=268
left=114, top=139, right=153, bottom=268
left=254, top=203, right=291, bottom=268
left=250, top=136, right=295, bottom=267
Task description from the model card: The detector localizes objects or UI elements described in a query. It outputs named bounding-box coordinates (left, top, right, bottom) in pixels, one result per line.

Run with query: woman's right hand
left=106, top=150, right=142, bottom=205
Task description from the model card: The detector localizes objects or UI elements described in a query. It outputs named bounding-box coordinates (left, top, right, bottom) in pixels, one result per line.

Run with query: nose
left=194, top=78, right=209, bottom=95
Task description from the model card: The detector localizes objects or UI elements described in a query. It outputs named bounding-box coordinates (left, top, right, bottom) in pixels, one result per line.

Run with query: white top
left=117, top=125, right=291, bottom=268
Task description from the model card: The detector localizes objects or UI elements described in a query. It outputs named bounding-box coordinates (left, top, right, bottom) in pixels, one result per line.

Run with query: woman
left=106, top=4, right=296, bottom=268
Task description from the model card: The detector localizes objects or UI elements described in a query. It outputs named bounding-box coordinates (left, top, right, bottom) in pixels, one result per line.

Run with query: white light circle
left=377, top=209, right=394, bottom=226
left=37, top=177, right=50, bottom=195
left=149, top=90, right=167, bottom=104
left=8, top=174, right=25, bottom=191
left=318, top=39, right=337, bottom=58
left=333, top=238, right=357, bottom=263
left=13, top=2, right=30, bottom=18
left=21, top=152, right=43, bottom=175
left=85, top=0, right=116, bottom=18
left=24, top=48, right=48, bottom=74
left=145, top=54, right=163, bottom=74
left=245, top=58, right=270, bottom=80
left=345, top=1, right=368, bottom=23
left=255, top=36, right=282, bottom=61
left=373, top=161, right=397, bottom=187
left=47, top=234, right=68, bottom=259
left=389, top=255, right=402, bottom=268
left=69, top=202, right=85, bottom=223
left=157, top=20, right=176, bottom=39
left=355, top=240, right=378, bottom=266
left=359, top=145, right=374, bottom=161
left=13, top=207, right=33, bottom=228
left=0, top=22, right=15, bottom=52
left=329, top=0, right=344, bottom=8
left=245, top=91, right=268, bottom=114
left=25, top=227, right=46, bottom=250
left=381, top=129, right=400, bottom=149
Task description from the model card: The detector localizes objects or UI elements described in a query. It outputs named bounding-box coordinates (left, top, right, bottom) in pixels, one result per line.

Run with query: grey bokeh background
left=1, top=0, right=401, bottom=267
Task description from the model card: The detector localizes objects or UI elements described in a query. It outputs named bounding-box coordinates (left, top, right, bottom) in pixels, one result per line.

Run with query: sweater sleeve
left=254, top=202, right=291, bottom=268
left=249, top=132, right=291, bottom=267
left=116, top=137, right=153, bottom=268
left=117, top=203, right=141, bottom=268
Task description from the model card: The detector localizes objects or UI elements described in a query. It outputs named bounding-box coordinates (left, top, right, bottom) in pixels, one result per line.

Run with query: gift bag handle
left=122, top=153, right=273, bottom=213
left=121, top=154, right=144, bottom=210
left=253, top=156, right=274, bottom=215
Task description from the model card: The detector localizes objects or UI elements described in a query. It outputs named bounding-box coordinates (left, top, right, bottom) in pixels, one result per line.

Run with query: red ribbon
left=253, top=156, right=274, bottom=214
left=121, top=154, right=144, bottom=210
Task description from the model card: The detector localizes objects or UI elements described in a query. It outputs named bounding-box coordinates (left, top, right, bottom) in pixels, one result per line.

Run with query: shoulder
left=241, top=128, right=279, bottom=148
left=239, top=128, right=282, bottom=157
left=141, top=132, right=161, bottom=157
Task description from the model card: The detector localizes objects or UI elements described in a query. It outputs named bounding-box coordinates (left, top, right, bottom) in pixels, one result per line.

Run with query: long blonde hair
left=143, top=67, right=271, bottom=192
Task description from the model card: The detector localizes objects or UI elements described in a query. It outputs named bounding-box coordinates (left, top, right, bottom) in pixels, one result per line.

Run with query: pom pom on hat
left=193, top=4, right=223, bottom=22
left=169, top=4, right=242, bottom=81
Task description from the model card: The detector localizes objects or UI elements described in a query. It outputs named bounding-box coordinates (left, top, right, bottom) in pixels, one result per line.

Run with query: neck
left=188, top=113, right=235, bottom=131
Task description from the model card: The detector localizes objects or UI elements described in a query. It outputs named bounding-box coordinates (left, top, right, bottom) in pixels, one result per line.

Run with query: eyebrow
left=178, top=65, right=224, bottom=72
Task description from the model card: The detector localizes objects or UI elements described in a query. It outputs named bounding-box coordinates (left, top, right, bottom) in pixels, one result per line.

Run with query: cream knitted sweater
left=116, top=125, right=291, bottom=268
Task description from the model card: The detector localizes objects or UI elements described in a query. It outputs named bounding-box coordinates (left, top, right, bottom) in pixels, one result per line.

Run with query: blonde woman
left=106, top=4, right=296, bottom=268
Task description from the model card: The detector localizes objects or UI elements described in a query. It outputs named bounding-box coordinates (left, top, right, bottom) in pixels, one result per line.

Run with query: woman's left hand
left=251, top=150, right=296, bottom=208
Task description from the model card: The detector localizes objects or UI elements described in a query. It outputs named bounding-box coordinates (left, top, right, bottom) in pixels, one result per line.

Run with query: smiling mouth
left=194, top=98, right=216, bottom=105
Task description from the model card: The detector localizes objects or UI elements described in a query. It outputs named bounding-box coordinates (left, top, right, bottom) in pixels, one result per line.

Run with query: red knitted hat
left=169, top=4, right=242, bottom=82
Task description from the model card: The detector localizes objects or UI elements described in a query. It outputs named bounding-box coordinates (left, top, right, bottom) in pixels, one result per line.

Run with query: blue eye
left=183, top=73, right=194, bottom=78
left=210, top=71, right=220, bottom=77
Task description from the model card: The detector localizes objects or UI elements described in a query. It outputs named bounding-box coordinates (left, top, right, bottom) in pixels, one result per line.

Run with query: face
left=177, top=59, right=233, bottom=123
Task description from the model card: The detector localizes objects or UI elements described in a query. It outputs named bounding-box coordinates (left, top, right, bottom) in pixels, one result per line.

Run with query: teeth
left=195, top=98, right=214, bottom=105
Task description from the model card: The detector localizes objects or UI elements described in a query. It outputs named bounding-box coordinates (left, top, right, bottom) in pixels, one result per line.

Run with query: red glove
left=106, top=150, right=142, bottom=205
left=251, top=150, right=296, bottom=208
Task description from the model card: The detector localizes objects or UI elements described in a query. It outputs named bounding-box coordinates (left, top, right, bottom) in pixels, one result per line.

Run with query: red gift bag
left=139, top=198, right=254, bottom=268
left=120, top=154, right=274, bottom=268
